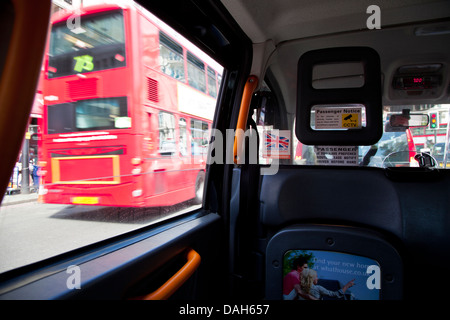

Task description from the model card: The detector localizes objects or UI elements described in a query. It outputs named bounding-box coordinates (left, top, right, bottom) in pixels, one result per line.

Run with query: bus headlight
left=131, top=157, right=142, bottom=165
left=132, top=167, right=142, bottom=175
left=38, top=186, right=48, bottom=195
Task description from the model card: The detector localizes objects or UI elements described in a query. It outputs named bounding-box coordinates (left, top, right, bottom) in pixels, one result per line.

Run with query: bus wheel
left=193, top=171, right=205, bottom=204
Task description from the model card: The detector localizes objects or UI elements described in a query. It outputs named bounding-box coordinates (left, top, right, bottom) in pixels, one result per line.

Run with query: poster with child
left=283, top=250, right=380, bottom=300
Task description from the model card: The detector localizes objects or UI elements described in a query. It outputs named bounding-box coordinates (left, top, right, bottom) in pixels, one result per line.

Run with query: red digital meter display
left=402, top=77, right=425, bottom=88
left=393, top=75, right=439, bottom=90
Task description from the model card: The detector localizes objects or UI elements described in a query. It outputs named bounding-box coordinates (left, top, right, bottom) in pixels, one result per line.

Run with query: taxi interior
left=1, top=0, right=450, bottom=301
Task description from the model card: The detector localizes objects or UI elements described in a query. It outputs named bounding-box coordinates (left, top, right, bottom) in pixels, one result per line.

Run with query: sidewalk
left=1, top=192, right=39, bottom=207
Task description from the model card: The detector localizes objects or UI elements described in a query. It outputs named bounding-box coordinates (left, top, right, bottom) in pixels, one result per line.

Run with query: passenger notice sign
left=315, top=106, right=362, bottom=129
left=314, top=146, right=359, bottom=166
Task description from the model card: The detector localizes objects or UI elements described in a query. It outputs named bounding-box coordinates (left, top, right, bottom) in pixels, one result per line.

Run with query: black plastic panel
left=296, top=47, right=383, bottom=145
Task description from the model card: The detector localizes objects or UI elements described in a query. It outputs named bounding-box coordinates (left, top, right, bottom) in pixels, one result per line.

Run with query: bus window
left=47, top=97, right=128, bottom=133
left=49, top=10, right=126, bottom=78
left=179, top=118, right=188, bottom=156
left=47, top=102, right=74, bottom=134
left=158, top=111, right=176, bottom=155
left=187, top=52, right=206, bottom=93
left=159, top=31, right=185, bottom=82
left=217, top=73, right=222, bottom=89
left=207, top=66, right=217, bottom=98
left=191, top=119, right=209, bottom=155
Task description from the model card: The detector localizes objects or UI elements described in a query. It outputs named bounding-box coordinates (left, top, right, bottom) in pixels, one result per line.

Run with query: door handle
left=133, top=248, right=201, bottom=300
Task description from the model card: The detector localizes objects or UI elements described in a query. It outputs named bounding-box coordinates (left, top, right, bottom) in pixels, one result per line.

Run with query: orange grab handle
left=0, top=0, right=51, bottom=200
left=234, top=75, right=259, bottom=164
left=138, top=249, right=201, bottom=300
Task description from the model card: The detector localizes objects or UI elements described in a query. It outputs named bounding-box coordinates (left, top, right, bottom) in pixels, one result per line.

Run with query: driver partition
left=263, top=47, right=404, bottom=300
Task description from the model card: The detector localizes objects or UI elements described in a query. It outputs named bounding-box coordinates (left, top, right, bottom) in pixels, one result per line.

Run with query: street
left=0, top=196, right=199, bottom=274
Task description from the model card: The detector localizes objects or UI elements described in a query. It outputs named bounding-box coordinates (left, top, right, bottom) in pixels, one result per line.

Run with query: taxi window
left=0, top=0, right=223, bottom=275
left=292, top=105, right=450, bottom=169
left=252, top=83, right=450, bottom=169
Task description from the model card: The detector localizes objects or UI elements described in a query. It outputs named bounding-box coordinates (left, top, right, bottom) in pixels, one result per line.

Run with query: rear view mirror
left=389, top=113, right=429, bottom=128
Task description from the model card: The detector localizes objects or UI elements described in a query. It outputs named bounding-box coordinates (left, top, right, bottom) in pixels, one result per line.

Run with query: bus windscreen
left=47, top=97, right=128, bottom=134
left=48, top=10, right=126, bottom=78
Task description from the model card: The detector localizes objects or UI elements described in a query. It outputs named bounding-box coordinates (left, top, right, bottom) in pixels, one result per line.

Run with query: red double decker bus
left=38, top=2, right=222, bottom=207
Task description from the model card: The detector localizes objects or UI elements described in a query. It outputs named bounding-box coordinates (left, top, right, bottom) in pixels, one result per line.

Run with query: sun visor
left=296, top=47, right=383, bottom=145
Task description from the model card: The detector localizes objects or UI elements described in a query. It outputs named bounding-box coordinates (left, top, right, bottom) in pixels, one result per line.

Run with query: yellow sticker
left=342, top=113, right=360, bottom=128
